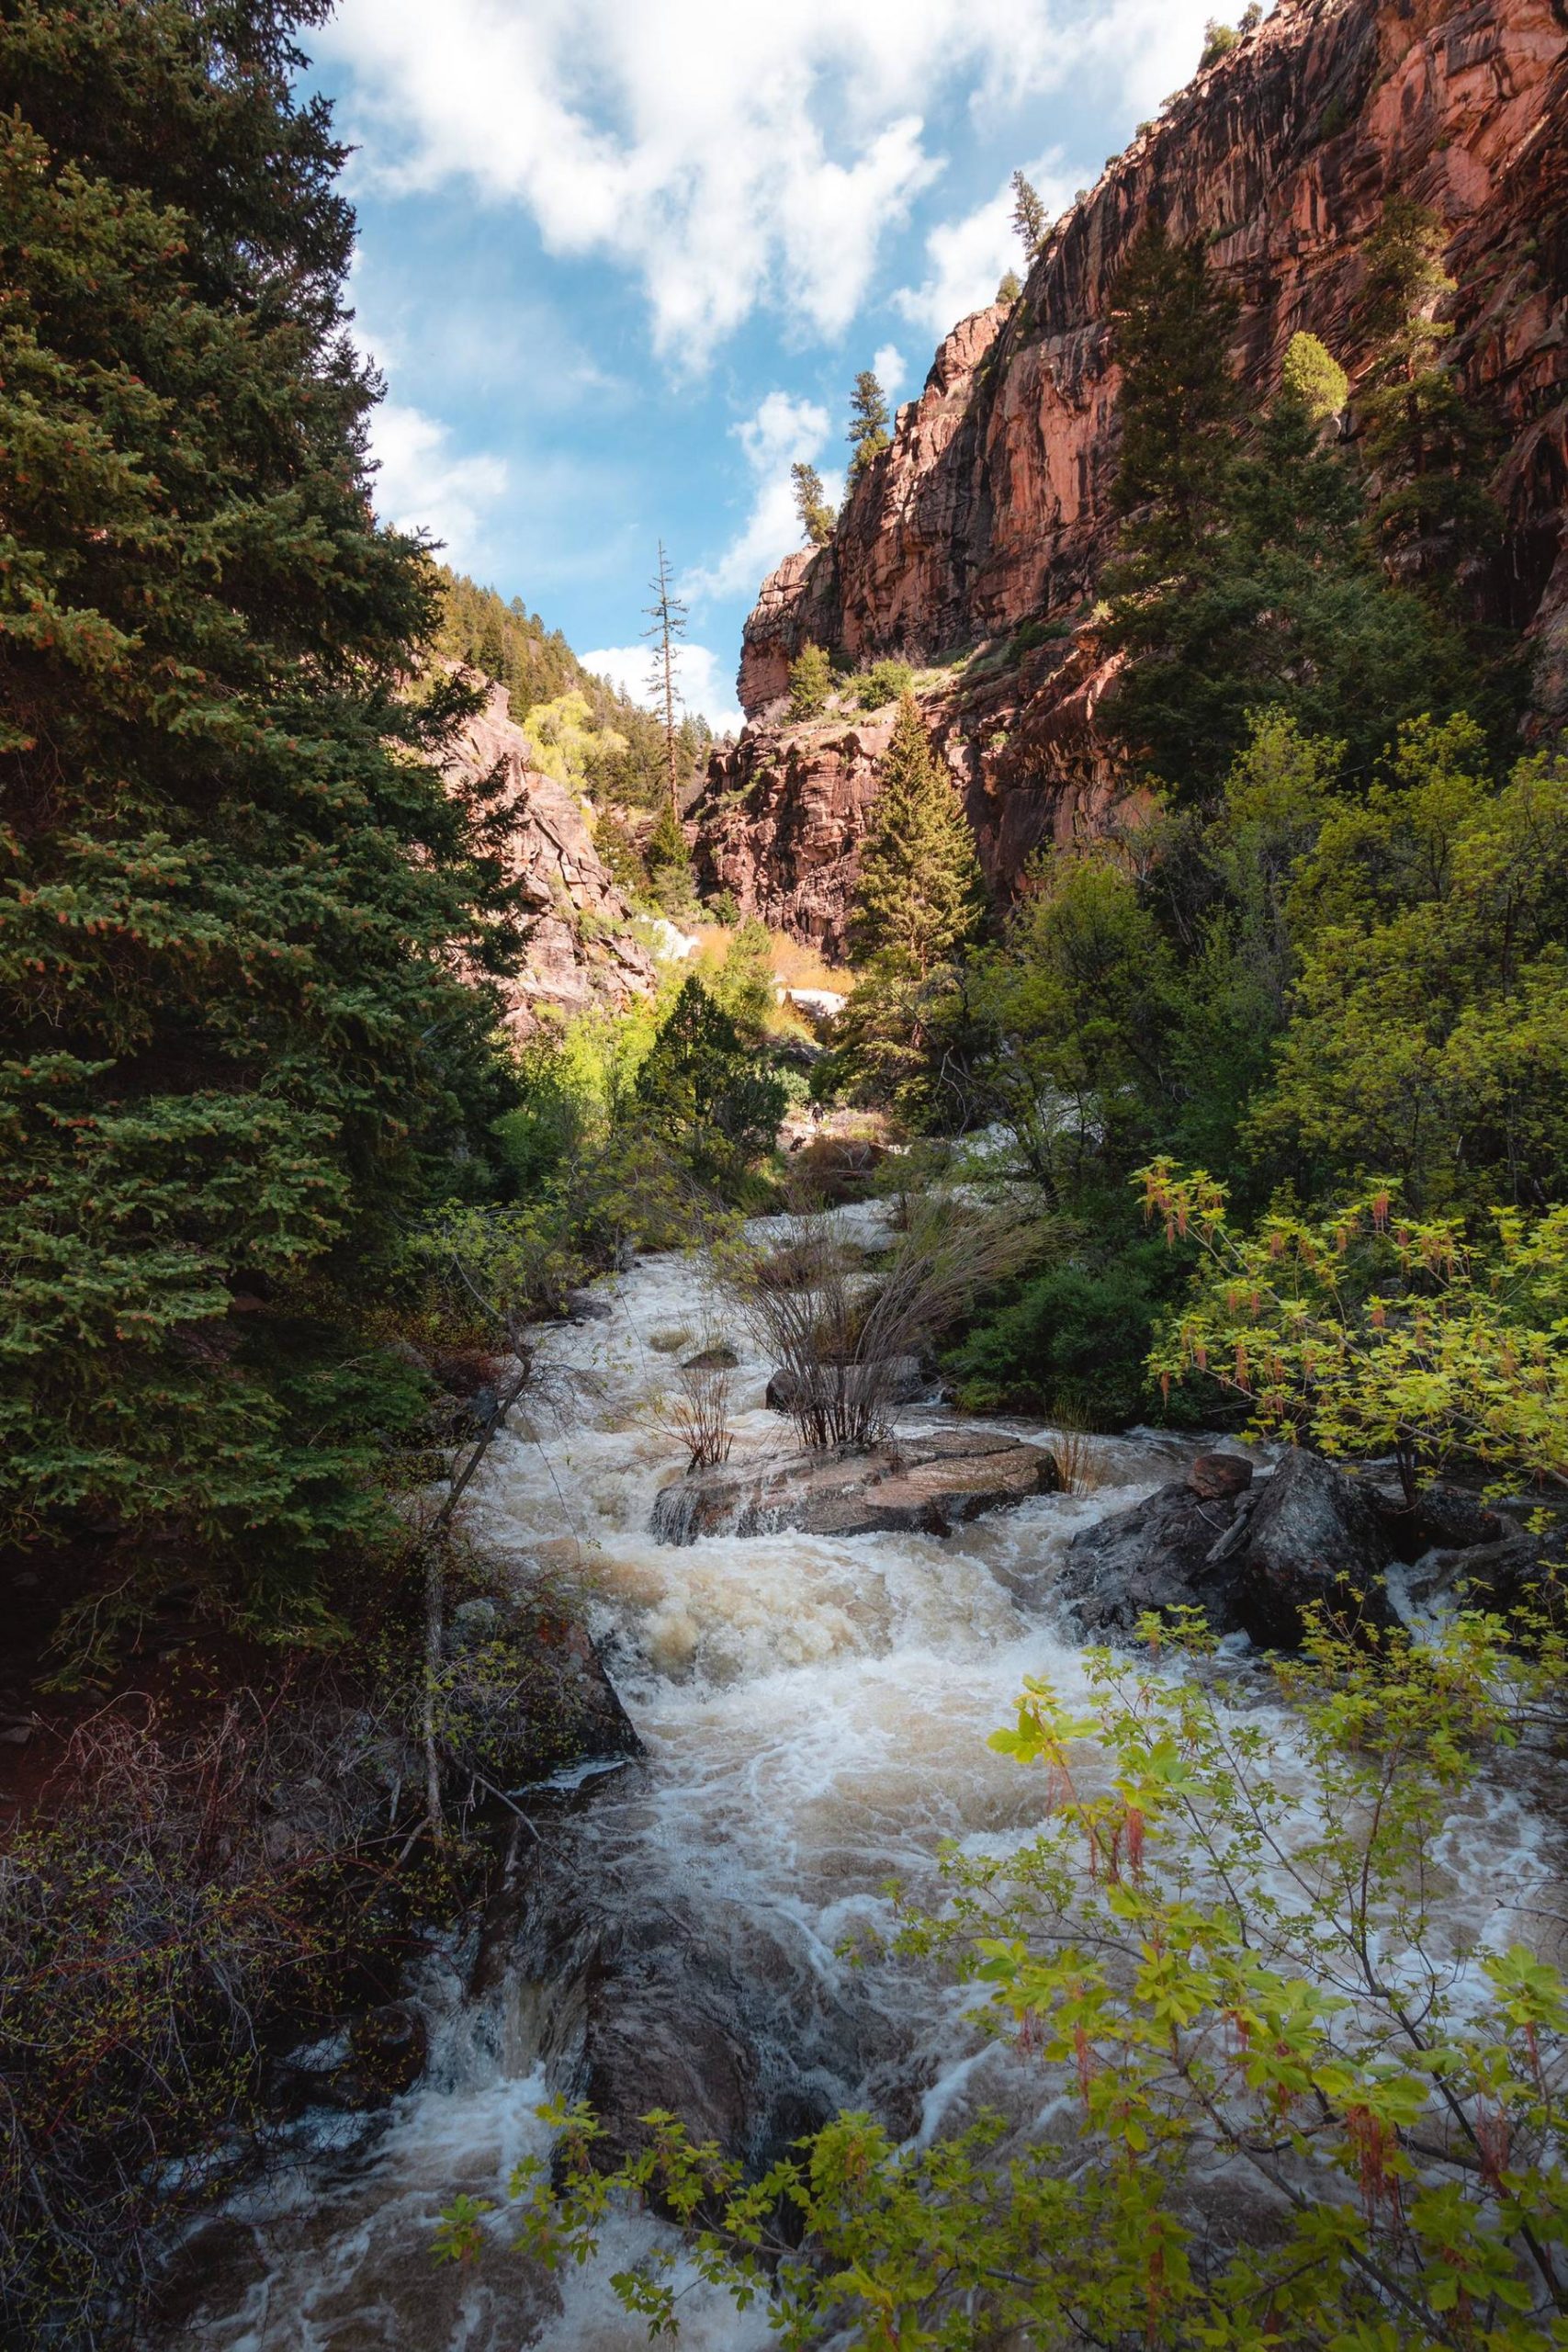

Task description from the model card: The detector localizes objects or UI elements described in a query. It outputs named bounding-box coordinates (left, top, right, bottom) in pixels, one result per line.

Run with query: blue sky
left=306, top=0, right=1235, bottom=730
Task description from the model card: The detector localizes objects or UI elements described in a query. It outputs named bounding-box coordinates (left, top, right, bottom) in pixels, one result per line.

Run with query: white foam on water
left=151, top=1206, right=1561, bottom=2346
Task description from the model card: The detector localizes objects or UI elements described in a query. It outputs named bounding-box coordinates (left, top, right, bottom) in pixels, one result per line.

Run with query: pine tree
left=847, top=370, right=891, bottom=483
left=1356, top=197, right=1496, bottom=588
left=634, top=978, right=785, bottom=1189
left=643, top=541, right=689, bottom=818
left=1105, top=223, right=1242, bottom=587
left=0, top=0, right=521, bottom=1630
left=1010, top=170, right=1048, bottom=261
left=788, top=643, right=833, bottom=719
left=791, top=460, right=836, bottom=547
left=1103, top=235, right=1472, bottom=796
left=849, top=696, right=982, bottom=978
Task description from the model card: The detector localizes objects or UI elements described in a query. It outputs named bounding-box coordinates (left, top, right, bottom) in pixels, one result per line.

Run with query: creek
left=151, top=1204, right=1557, bottom=2350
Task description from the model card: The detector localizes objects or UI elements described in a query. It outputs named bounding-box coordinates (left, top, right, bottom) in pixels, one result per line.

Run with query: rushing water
left=152, top=1207, right=1559, bottom=2350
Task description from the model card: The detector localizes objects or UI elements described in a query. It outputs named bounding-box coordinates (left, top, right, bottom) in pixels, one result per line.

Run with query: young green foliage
left=787, top=641, right=833, bottom=719
left=1142, top=1158, right=1568, bottom=1503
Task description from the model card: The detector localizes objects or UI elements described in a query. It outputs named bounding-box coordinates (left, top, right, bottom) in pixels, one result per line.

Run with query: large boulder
left=652, top=1425, right=1057, bottom=1545
left=1058, top=1479, right=1250, bottom=1639
left=1061, top=1448, right=1395, bottom=1650
left=1209, top=1448, right=1395, bottom=1649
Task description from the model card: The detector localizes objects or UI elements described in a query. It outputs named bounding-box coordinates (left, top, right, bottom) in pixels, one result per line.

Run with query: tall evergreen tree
left=1103, top=232, right=1473, bottom=795
left=791, top=459, right=836, bottom=547
left=849, top=697, right=982, bottom=978
left=0, top=0, right=520, bottom=1634
left=1010, top=170, right=1048, bottom=261
left=1104, top=222, right=1242, bottom=587
left=847, top=369, right=891, bottom=483
left=1356, top=197, right=1496, bottom=590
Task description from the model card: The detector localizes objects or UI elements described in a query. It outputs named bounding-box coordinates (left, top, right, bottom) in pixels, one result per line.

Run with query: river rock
left=764, top=1355, right=927, bottom=1413
left=651, top=1425, right=1057, bottom=1545
left=1188, top=1452, right=1254, bottom=1502
left=1211, top=1449, right=1395, bottom=1648
left=1062, top=1449, right=1395, bottom=1650
left=682, top=1342, right=739, bottom=1371
left=565, top=1288, right=615, bottom=1324
left=1362, top=1478, right=1506, bottom=1561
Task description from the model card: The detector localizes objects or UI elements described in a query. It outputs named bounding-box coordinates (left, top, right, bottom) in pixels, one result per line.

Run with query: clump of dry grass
left=652, top=1357, right=736, bottom=1471
left=726, top=1194, right=1035, bottom=1451
left=1051, top=1422, right=1108, bottom=1495
left=647, top=1325, right=694, bottom=1354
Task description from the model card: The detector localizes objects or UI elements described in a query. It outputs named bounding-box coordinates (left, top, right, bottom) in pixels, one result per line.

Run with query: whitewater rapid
left=152, top=1208, right=1556, bottom=2350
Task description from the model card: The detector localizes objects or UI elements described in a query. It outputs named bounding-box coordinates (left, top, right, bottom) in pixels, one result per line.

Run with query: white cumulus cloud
left=894, top=154, right=1080, bottom=338
left=683, top=391, right=840, bottom=606
left=582, top=640, right=744, bottom=737
left=368, top=401, right=509, bottom=570
left=873, top=345, right=907, bottom=403
left=317, top=0, right=1231, bottom=368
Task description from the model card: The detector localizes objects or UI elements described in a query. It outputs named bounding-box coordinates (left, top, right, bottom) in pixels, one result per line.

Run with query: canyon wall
left=700, top=0, right=1568, bottom=949
left=442, top=680, right=657, bottom=1038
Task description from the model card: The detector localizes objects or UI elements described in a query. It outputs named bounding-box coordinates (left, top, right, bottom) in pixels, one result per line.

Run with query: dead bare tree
left=727, top=1193, right=1035, bottom=1450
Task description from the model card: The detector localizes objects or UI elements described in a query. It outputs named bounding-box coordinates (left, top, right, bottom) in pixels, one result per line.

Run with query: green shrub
left=852, top=658, right=915, bottom=709
left=946, top=1239, right=1194, bottom=1426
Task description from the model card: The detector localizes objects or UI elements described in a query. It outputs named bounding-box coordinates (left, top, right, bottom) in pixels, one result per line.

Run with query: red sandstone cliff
left=703, top=0, right=1567, bottom=949
left=442, top=680, right=657, bottom=1038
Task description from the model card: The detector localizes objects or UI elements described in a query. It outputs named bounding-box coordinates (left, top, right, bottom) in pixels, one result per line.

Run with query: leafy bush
left=634, top=979, right=787, bottom=1194
left=947, top=1238, right=1193, bottom=1426
left=852, top=658, right=915, bottom=709
left=1142, top=1159, right=1568, bottom=1502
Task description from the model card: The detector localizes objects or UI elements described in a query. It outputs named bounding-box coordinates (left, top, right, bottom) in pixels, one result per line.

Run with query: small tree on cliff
left=850, top=696, right=983, bottom=979
left=791, top=460, right=836, bottom=547
left=788, top=643, right=833, bottom=719
left=996, top=267, right=1022, bottom=305
left=1010, top=169, right=1048, bottom=261
left=846, top=370, right=891, bottom=482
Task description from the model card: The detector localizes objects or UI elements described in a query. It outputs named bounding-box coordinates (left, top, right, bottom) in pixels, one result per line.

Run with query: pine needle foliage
left=848, top=695, right=983, bottom=979
left=0, top=0, right=523, bottom=1636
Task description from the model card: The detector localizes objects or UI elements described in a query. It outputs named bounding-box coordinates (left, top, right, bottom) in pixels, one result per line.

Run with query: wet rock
left=1364, top=1478, right=1506, bottom=1562
left=448, top=1596, right=502, bottom=1649
left=441, top=1608, right=643, bottom=1800
left=1404, top=1516, right=1568, bottom=1616
left=682, top=1342, right=739, bottom=1371
left=1188, top=1452, right=1253, bottom=1502
left=1062, top=1450, right=1395, bottom=1650
left=1209, top=1450, right=1395, bottom=1649
left=764, top=1355, right=927, bottom=1414
left=565, top=1288, right=615, bottom=1324
left=1061, top=1482, right=1247, bottom=1638
left=651, top=1425, right=1057, bottom=1545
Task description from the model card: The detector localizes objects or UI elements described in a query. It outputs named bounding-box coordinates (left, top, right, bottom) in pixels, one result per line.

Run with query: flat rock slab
left=651, top=1425, right=1058, bottom=1545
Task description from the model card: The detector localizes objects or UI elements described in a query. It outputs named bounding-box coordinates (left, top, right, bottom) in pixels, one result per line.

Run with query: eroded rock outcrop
left=703, top=0, right=1568, bottom=948
left=442, top=678, right=657, bottom=1037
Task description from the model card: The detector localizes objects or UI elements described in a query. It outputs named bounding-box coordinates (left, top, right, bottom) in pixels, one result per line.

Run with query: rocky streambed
left=149, top=1204, right=1562, bottom=2351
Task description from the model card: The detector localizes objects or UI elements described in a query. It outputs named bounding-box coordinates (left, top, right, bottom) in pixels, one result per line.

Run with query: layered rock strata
left=701, top=0, right=1568, bottom=948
